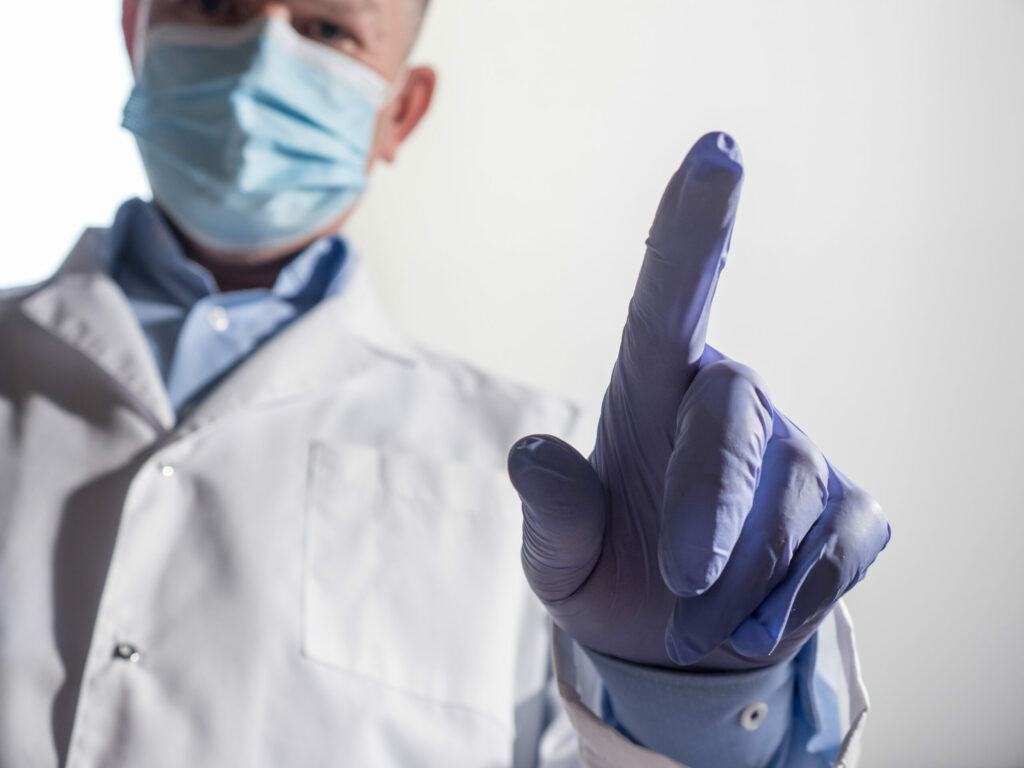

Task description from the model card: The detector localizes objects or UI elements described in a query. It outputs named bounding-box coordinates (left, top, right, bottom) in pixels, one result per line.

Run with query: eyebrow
left=309, top=0, right=383, bottom=15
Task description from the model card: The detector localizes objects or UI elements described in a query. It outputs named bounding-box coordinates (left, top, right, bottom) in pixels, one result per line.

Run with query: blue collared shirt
left=99, top=198, right=845, bottom=768
left=100, top=198, right=354, bottom=416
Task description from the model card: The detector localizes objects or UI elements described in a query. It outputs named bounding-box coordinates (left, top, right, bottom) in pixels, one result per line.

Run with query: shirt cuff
left=584, top=648, right=796, bottom=768
left=550, top=604, right=866, bottom=767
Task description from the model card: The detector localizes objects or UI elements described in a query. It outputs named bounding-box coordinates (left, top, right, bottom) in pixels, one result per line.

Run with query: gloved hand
left=508, top=132, right=891, bottom=671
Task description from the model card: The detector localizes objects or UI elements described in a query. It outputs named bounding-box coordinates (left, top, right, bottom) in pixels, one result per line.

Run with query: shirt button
left=207, top=306, right=230, bottom=332
left=157, top=460, right=176, bottom=478
left=740, top=701, right=769, bottom=731
left=113, top=643, right=141, bottom=663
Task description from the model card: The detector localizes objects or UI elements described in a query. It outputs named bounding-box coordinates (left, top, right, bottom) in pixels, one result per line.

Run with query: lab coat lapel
left=19, top=231, right=415, bottom=429
left=18, top=229, right=177, bottom=431
left=179, top=259, right=419, bottom=428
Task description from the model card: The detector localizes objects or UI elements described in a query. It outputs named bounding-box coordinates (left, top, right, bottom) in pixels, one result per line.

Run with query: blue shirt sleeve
left=586, top=631, right=843, bottom=768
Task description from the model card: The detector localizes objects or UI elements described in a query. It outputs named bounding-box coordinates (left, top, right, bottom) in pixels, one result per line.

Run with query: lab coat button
left=740, top=701, right=769, bottom=731
left=207, top=306, right=230, bottom=332
left=113, top=643, right=141, bottom=663
left=157, top=460, right=176, bottom=478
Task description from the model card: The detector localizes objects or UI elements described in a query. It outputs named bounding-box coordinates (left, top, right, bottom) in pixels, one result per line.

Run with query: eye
left=306, top=19, right=360, bottom=47
left=193, top=0, right=227, bottom=17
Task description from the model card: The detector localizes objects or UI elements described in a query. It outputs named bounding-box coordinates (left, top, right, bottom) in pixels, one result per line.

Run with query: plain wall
left=2, top=2, right=1022, bottom=765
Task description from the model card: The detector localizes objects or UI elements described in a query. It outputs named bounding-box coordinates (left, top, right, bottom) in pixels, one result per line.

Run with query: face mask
left=122, top=16, right=389, bottom=254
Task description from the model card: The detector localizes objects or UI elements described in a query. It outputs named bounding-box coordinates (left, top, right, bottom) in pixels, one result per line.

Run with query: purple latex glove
left=508, top=132, right=891, bottom=671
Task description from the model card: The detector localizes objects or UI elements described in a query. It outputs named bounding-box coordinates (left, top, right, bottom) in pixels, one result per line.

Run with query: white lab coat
left=0, top=229, right=868, bottom=767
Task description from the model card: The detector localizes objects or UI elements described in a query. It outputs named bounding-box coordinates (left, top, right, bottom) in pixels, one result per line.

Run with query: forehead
left=291, top=0, right=390, bottom=20
left=145, top=0, right=412, bottom=36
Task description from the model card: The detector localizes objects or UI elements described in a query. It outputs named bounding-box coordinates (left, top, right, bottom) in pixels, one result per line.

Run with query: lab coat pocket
left=302, top=440, right=525, bottom=736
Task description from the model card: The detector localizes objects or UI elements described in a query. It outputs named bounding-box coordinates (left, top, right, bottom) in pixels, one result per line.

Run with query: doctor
left=0, top=0, right=890, bottom=766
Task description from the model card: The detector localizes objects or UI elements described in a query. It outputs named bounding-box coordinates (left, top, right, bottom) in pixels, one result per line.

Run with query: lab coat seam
left=296, top=650, right=519, bottom=736
left=308, top=439, right=514, bottom=510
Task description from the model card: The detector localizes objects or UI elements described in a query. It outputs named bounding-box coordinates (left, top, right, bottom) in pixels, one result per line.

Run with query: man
left=0, top=0, right=890, bottom=766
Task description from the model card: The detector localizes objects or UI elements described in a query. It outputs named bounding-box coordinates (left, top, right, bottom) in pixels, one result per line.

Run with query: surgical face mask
left=122, top=16, right=389, bottom=255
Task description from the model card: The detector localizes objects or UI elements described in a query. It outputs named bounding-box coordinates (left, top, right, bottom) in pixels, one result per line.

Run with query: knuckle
left=775, top=436, right=828, bottom=482
left=845, top=486, right=886, bottom=527
left=861, top=494, right=891, bottom=548
left=699, top=358, right=759, bottom=387
left=775, top=440, right=829, bottom=506
left=692, top=359, right=773, bottom=412
left=827, top=487, right=890, bottom=567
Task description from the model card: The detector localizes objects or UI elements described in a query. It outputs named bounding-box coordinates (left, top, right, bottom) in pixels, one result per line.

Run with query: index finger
left=614, top=132, right=743, bottom=438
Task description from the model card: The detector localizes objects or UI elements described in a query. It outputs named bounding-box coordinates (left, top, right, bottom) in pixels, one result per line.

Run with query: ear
left=374, top=66, right=437, bottom=164
left=123, top=0, right=140, bottom=62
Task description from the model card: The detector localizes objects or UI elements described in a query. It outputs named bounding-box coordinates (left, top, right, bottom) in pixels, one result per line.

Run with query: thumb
left=508, top=435, right=607, bottom=604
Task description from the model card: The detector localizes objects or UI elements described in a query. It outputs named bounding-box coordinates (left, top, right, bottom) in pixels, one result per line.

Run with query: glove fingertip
left=730, top=616, right=781, bottom=658
left=688, top=132, right=744, bottom=175
left=652, top=133, right=744, bottom=244
left=508, top=432, right=575, bottom=467
left=507, top=434, right=590, bottom=499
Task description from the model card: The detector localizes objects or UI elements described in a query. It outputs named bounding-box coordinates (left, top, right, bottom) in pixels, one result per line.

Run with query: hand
left=508, top=133, right=891, bottom=671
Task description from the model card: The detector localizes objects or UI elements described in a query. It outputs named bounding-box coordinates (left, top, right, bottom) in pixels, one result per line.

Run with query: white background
left=2, top=2, right=1023, bottom=765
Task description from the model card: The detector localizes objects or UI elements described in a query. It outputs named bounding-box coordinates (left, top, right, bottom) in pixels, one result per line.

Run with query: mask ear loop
left=381, top=67, right=410, bottom=109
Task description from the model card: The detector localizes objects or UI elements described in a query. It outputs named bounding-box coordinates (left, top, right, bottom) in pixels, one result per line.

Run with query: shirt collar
left=106, top=197, right=353, bottom=307
left=18, top=199, right=418, bottom=431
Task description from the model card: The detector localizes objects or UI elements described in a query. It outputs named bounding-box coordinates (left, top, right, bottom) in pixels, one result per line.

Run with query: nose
left=260, top=3, right=291, bottom=22
left=239, top=1, right=291, bottom=24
